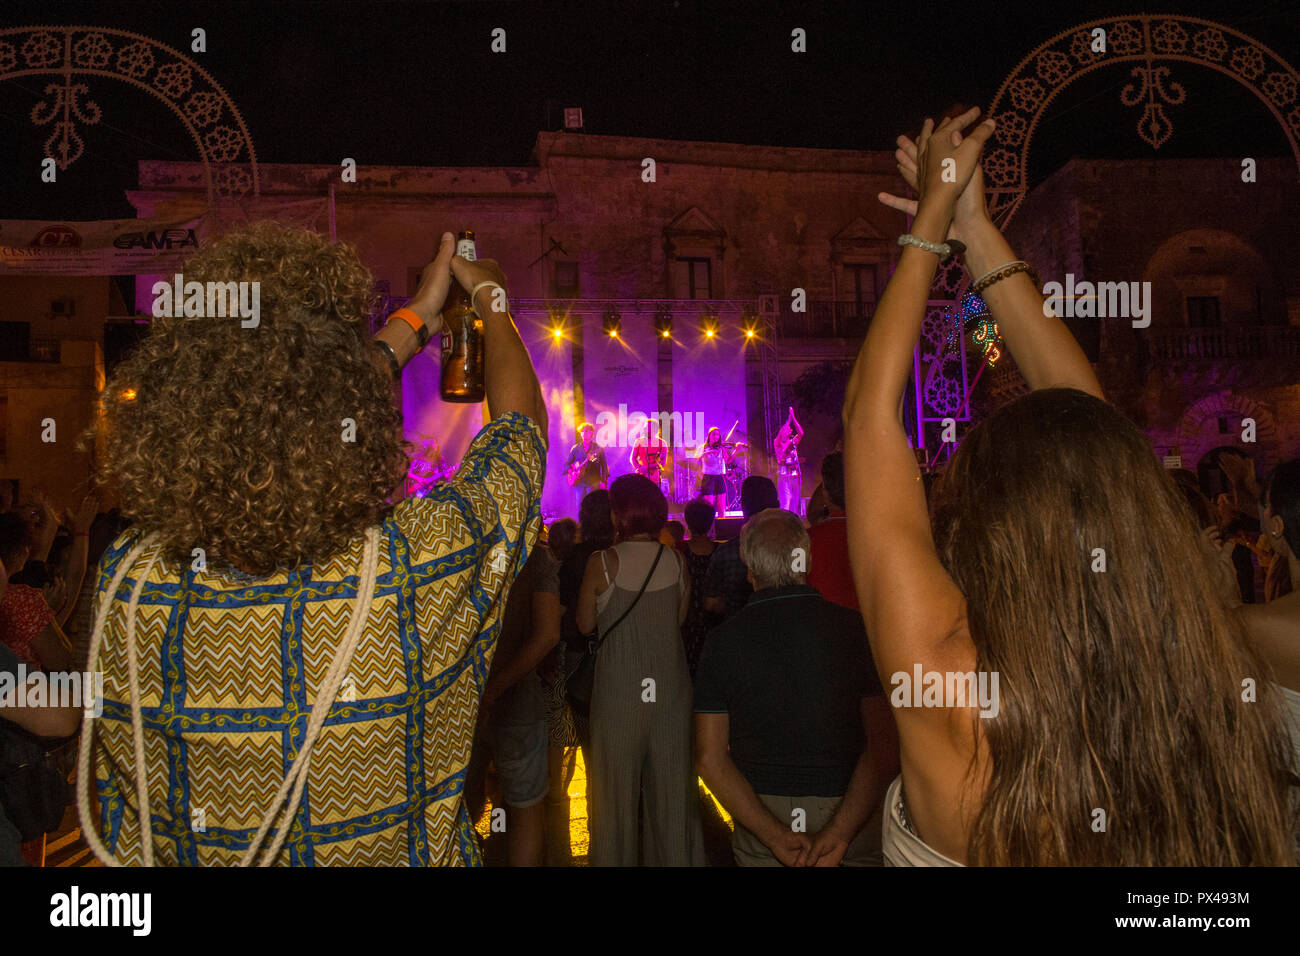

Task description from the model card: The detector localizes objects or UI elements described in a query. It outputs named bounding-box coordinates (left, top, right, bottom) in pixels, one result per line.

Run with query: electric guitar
left=567, top=446, right=601, bottom=486
left=633, top=441, right=667, bottom=480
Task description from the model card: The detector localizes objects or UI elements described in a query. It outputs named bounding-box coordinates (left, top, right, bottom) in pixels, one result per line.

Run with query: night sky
left=1, top=0, right=1297, bottom=221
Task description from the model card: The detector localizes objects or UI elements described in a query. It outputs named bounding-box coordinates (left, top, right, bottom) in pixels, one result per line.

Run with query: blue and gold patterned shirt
left=90, top=412, right=545, bottom=866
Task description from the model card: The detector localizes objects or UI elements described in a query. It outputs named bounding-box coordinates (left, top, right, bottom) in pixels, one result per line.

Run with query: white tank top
left=595, top=541, right=682, bottom=613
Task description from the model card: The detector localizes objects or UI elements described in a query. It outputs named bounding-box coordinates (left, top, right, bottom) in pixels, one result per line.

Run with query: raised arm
left=843, top=113, right=992, bottom=674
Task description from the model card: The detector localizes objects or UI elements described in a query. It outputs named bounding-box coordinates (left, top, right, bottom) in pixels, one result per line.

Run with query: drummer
left=694, top=426, right=737, bottom=517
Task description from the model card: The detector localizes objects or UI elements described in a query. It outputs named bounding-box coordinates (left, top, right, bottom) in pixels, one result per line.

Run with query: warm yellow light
left=745, top=329, right=755, bottom=339
left=121, top=388, right=137, bottom=401
left=608, top=330, right=618, bottom=338
left=705, top=329, right=715, bottom=338
left=552, top=328, right=563, bottom=339
left=661, top=330, right=670, bottom=339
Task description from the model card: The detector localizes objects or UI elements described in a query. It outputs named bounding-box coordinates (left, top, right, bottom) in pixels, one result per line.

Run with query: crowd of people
left=1, top=107, right=1297, bottom=867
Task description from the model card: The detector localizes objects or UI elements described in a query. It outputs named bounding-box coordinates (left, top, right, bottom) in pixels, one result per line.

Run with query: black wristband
left=375, top=338, right=401, bottom=378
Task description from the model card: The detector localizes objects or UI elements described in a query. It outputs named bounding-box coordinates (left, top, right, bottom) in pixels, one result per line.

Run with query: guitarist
left=629, top=418, right=670, bottom=489
left=565, top=422, right=608, bottom=517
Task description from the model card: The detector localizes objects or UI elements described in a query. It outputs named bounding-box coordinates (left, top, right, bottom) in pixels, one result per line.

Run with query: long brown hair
left=932, top=388, right=1297, bottom=865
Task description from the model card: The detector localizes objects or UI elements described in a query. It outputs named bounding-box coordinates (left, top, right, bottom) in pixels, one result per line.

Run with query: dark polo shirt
left=693, top=584, right=882, bottom=797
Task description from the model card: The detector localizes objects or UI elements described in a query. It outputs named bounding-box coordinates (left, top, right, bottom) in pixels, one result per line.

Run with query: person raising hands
left=842, top=107, right=1296, bottom=866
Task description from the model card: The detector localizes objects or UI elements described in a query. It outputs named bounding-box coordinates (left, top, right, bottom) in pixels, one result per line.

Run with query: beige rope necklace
left=76, top=526, right=381, bottom=867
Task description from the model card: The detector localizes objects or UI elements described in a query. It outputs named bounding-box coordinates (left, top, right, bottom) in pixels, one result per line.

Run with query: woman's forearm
left=960, top=218, right=1102, bottom=398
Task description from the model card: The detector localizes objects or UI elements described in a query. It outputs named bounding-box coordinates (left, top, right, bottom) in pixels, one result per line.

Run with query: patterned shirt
left=89, top=413, right=545, bottom=866
left=0, top=584, right=55, bottom=668
left=705, top=536, right=751, bottom=622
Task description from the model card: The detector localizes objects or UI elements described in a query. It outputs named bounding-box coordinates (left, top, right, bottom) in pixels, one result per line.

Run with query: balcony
left=778, top=299, right=875, bottom=339
left=1149, top=325, right=1300, bottom=362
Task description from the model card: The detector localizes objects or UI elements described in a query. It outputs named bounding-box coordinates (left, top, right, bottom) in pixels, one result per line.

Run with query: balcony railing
left=778, top=299, right=876, bottom=339
left=1148, top=325, right=1300, bottom=362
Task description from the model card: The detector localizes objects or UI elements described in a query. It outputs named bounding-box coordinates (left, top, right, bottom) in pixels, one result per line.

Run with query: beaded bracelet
left=971, top=260, right=1040, bottom=297
left=898, top=234, right=965, bottom=263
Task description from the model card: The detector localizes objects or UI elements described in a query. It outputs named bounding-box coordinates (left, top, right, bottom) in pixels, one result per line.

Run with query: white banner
left=0, top=216, right=202, bottom=275
left=0, top=200, right=331, bottom=277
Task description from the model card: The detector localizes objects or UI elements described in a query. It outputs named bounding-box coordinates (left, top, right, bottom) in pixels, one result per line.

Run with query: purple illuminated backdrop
left=401, top=308, right=749, bottom=521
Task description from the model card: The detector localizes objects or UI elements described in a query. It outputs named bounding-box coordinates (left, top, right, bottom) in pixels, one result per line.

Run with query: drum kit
left=674, top=435, right=749, bottom=511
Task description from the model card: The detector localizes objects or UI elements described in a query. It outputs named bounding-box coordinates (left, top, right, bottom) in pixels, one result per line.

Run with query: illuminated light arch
left=920, top=15, right=1300, bottom=417
left=0, top=25, right=258, bottom=200
left=985, top=14, right=1300, bottom=229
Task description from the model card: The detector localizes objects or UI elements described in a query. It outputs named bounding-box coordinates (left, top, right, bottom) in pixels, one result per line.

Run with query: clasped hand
left=876, top=107, right=996, bottom=245
left=405, top=232, right=510, bottom=332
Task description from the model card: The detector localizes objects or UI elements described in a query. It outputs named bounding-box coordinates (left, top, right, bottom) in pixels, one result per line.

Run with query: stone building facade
left=124, top=132, right=906, bottom=512
left=1004, top=157, right=1300, bottom=482
left=4, top=135, right=1297, bottom=513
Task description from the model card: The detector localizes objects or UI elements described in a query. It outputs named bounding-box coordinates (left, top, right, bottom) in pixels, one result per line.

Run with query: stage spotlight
left=744, top=328, right=756, bottom=339
left=701, top=311, right=719, bottom=339
left=654, top=310, right=672, bottom=339
left=552, top=327, right=564, bottom=340
left=603, top=309, right=621, bottom=338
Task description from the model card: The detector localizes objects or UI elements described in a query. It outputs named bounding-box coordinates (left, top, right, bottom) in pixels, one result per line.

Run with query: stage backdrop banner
left=582, top=308, right=659, bottom=489
left=672, top=322, right=748, bottom=504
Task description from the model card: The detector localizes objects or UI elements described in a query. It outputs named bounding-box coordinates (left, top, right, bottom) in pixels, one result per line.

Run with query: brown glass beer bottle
left=440, top=230, right=486, bottom=402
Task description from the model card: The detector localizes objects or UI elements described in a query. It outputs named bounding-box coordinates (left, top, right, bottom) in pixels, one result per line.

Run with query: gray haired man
left=693, top=508, right=898, bottom=866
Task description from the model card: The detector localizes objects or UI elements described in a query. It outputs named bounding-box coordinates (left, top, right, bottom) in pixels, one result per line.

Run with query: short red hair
left=609, top=474, right=667, bottom=539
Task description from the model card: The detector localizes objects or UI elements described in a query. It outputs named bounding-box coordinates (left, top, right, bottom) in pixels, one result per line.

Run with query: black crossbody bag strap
left=592, top=544, right=665, bottom=651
